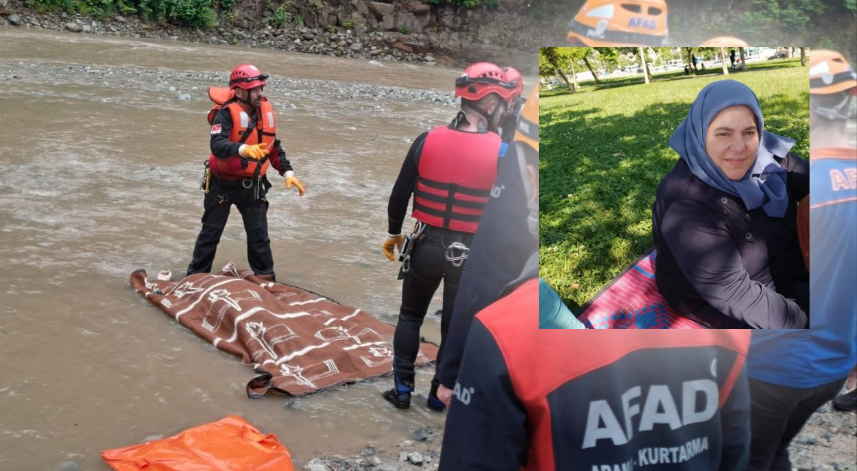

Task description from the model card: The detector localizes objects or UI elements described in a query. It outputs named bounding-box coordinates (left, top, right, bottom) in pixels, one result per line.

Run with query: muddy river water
left=0, top=27, right=481, bottom=469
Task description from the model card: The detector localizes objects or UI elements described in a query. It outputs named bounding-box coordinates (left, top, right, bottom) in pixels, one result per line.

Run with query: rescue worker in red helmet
left=438, top=93, right=752, bottom=469
left=499, top=66, right=525, bottom=145
left=186, top=64, right=305, bottom=281
left=381, top=62, right=517, bottom=411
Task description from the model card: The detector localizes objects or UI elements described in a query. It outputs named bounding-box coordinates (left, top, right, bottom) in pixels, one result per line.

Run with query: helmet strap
left=461, top=98, right=502, bottom=133
left=810, top=92, right=854, bottom=121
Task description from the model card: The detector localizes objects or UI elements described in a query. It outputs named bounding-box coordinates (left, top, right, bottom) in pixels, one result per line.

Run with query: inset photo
left=540, top=46, right=810, bottom=329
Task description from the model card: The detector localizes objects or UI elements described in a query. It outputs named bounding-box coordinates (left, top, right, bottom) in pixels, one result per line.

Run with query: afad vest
left=476, top=289, right=752, bottom=471
left=206, top=87, right=276, bottom=180
left=413, top=126, right=501, bottom=233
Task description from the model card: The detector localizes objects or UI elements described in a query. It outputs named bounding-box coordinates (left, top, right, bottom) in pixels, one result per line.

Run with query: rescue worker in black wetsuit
left=186, top=64, right=305, bottom=281
left=381, top=62, right=518, bottom=411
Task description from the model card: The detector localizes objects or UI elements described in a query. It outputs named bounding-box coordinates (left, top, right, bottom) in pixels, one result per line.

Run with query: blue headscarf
left=669, top=80, right=794, bottom=218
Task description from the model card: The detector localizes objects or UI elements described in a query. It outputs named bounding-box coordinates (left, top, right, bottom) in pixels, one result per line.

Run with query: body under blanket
left=130, top=264, right=438, bottom=396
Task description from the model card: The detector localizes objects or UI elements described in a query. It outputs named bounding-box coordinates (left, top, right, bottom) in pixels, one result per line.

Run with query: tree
left=720, top=47, right=730, bottom=75
left=539, top=50, right=556, bottom=80
left=696, top=47, right=718, bottom=61
left=540, top=47, right=576, bottom=93
left=639, top=47, right=650, bottom=83
left=581, top=52, right=601, bottom=84
left=568, top=58, right=581, bottom=92
left=800, top=47, right=806, bottom=66
left=739, top=47, right=747, bottom=71
left=594, top=47, right=620, bottom=73
left=569, top=47, right=601, bottom=84
left=656, top=47, right=673, bottom=67
left=615, top=47, right=651, bottom=83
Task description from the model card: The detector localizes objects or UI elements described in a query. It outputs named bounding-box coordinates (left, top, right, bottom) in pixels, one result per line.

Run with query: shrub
left=271, top=4, right=289, bottom=28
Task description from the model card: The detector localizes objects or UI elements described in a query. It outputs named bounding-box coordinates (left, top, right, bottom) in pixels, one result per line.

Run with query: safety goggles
left=455, top=75, right=517, bottom=90
left=229, top=73, right=270, bottom=86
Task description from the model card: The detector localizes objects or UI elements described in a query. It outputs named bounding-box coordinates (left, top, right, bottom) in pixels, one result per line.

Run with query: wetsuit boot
left=382, top=358, right=412, bottom=409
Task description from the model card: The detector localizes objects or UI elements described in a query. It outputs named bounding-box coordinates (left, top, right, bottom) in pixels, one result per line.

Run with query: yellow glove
left=284, top=171, right=305, bottom=197
left=240, top=143, right=270, bottom=160
left=382, top=234, right=405, bottom=261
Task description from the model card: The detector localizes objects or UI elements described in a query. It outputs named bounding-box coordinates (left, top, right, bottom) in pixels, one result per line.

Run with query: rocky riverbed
left=1, top=8, right=441, bottom=66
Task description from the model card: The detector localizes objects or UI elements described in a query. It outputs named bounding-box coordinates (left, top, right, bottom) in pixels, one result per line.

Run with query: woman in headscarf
left=652, top=80, right=809, bottom=329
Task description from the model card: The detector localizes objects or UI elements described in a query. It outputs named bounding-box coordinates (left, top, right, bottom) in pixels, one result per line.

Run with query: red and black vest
left=412, top=126, right=501, bottom=233
left=476, top=291, right=751, bottom=471
left=207, top=88, right=276, bottom=180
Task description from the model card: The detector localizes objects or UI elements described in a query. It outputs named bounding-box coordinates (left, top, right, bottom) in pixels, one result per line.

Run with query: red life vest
left=412, top=126, right=501, bottom=233
left=206, top=87, right=276, bottom=181
left=475, top=284, right=751, bottom=470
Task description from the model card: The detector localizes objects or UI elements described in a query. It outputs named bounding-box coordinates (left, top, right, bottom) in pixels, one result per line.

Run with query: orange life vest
left=412, top=126, right=501, bottom=233
left=206, top=87, right=276, bottom=181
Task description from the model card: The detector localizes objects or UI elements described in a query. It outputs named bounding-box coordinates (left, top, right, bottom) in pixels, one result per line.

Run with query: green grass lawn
left=539, top=60, right=809, bottom=312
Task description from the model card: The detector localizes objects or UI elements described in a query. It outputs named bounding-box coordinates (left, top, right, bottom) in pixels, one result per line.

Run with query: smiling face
left=705, top=105, right=760, bottom=181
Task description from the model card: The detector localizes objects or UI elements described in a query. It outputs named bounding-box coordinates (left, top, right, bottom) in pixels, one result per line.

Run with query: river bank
left=1, top=7, right=442, bottom=66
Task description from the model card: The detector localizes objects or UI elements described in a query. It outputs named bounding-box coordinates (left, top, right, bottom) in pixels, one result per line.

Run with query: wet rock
left=407, top=452, right=424, bottom=465
left=177, top=93, right=192, bottom=100
left=304, top=458, right=331, bottom=471
left=358, top=445, right=376, bottom=456
left=8, top=14, right=22, bottom=26
left=350, top=42, right=362, bottom=52
left=65, top=22, right=81, bottom=33
left=398, top=451, right=408, bottom=461
left=411, top=426, right=432, bottom=441
left=56, top=461, right=82, bottom=471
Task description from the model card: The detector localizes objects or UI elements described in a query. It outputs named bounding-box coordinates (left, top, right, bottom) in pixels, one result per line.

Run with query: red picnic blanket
left=576, top=249, right=706, bottom=329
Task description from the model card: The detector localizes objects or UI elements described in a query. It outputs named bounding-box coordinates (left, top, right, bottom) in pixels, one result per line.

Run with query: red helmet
left=455, top=62, right=517, bottom=101
left=229, top=64, right=268, bottom=90
left=502, top=66, right=524, bottom=99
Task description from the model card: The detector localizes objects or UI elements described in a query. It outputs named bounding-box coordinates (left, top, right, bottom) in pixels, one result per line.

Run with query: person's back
left=440, top=326, right=752, bottom=471
left=744, top=49, right=857, bottom=471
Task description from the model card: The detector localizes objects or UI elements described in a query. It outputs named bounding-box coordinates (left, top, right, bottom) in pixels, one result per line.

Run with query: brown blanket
left=130, top=263, right=437, bottom=397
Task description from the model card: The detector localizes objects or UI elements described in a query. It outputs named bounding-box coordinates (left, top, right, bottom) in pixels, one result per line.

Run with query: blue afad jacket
left=748, top=148, right=857, bottom=388
left=438, top=142, right=537, bottom=388
left=439, top=325, right=752, bottom=471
